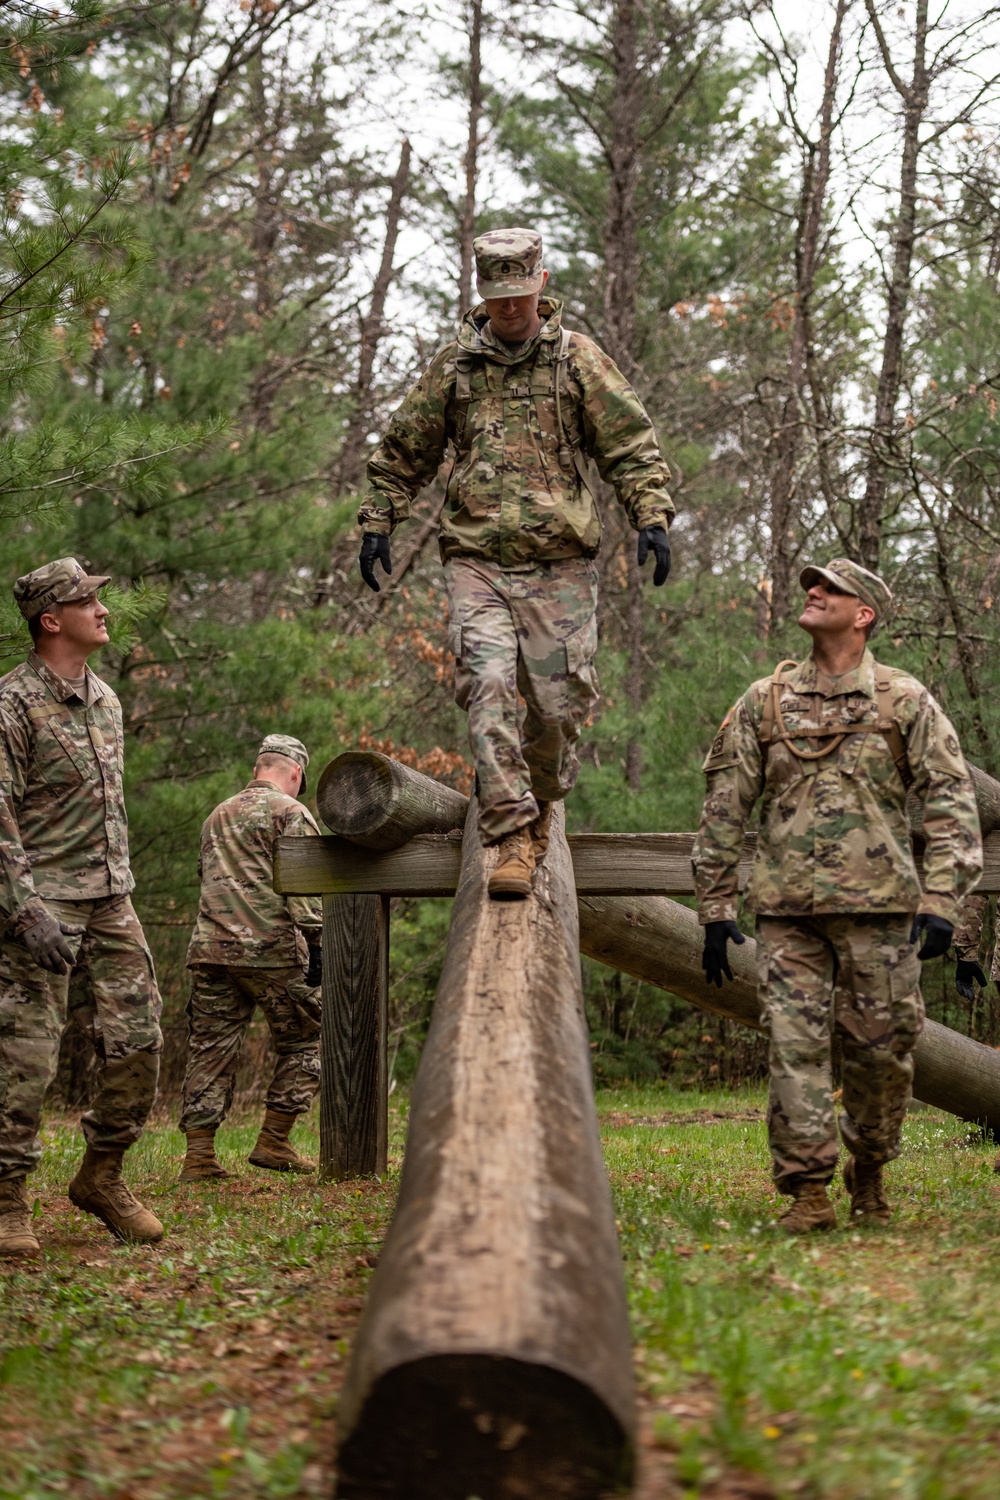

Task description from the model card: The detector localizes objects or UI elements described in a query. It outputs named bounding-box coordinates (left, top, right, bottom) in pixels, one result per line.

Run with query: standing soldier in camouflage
left=358, top=228, right=674, bottom=897
left=178, top=735, right=323, bottom=1181
left=693, top=560, right=982, bottom=1232
left=0, top=559, right=164, bottom=1258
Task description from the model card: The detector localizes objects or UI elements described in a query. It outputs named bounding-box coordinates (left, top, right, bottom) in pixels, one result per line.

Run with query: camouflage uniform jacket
left=0, top=652, right=133, bottom=936
left=358, top=297, right=674, bottom=567
left=953, top=893, right=999, bottom=978
left=692, top=651, right=982, bottom=927
left=186, top=780, right=323, bottom=970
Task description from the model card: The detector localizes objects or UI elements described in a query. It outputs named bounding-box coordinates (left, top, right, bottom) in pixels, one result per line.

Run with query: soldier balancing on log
left=693, top=559, right=983, bottom=1234
left=0, top=559, right=164, bottom=1259
left=179, top=735, right=323, bottom=1182
left=358, top=227, right=675, bottom=898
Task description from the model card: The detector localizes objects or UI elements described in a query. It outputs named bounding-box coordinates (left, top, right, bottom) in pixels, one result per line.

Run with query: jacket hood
left=457, top=295, right=565, bottom=363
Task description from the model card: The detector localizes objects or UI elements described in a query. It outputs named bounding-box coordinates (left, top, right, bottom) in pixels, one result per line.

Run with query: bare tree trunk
left=457, top=0, right=483, bottom=316
left=858, top=0, right=930, bottom=570
left=769, top=0, right=848, bottom=628
left=337, top=138, right=412, bottom=493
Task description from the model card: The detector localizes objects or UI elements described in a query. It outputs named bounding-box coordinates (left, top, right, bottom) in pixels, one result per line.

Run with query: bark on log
left=320, top=894, right=389, bottom=1181
left=317, top=751, right=468, bottom=850
left=335, top=799, right=635, bottom=1499
left=578, top=895, right=1000, bottom=1134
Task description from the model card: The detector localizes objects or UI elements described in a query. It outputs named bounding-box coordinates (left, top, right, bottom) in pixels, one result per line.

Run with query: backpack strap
left=873, top=662, right=914, bottom=790
left=553, top=327, right=596, bottom=497
left=758, top=657, right=913, bottom=788
left=453, top=348, right=474, bottom=449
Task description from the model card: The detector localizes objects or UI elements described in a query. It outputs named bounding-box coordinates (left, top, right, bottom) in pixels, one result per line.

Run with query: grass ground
left=1, top=1088, right=999, bottom=1499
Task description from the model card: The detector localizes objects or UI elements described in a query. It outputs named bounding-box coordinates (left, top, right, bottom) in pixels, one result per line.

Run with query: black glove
left=359, top=533, right=392, bottom=593
left=306, top=939, right=323, bottom=988
left=956, top=958, right=988, bottom=1002
left=701, top=919, right=746, bottom=988
left=910, top=913, right=953, bottom=961
left=21, top=912, right=77, bottom=975
left=637, top=526, right=671, bottom=587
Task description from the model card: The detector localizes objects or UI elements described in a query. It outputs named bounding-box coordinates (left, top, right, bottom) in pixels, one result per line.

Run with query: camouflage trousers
left=179, top=965, right=321, bottom=1132
left=0, top=894, right=162, bottom=1182
left=444, top=556, right=600, bottom=844
left=756, top=914, right=924, bottom=1193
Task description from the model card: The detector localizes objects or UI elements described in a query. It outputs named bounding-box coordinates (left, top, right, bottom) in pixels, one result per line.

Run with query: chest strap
left=758, top=659, right=914, bottom=790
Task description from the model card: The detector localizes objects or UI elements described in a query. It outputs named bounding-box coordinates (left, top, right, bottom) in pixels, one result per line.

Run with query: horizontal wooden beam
left=275, top=829, right=1000, bottom=897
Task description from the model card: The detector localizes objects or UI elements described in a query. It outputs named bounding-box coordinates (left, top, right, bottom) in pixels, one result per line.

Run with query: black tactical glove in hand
left=702, top=919, right=746, bottom=988
left=637, top=526, right=671, bottom=587
left=359, top=533, right=392, bottom=593
left=955, top=958, right=988, bottom=1003
left=305, top=939, right=323, bottom=988
left=21, top=912, right=76, bottom=975
left=910, top=913, right=953, bottom=961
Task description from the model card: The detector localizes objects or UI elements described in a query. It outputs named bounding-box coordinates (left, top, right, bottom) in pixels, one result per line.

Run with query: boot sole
left=781, top=1215, right=837, bottom=1235
left=488, top=881, right=532, bottom=899
left=68, top=1186, right=164, bottom=1245
left=0, top=1239, right=41, bottom=1259
left=178, top=1169, right=232, bottom=1184
left=248, top=1156, right=315, bottom=1173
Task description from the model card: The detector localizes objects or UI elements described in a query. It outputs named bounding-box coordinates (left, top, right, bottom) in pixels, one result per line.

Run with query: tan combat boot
left=248, top=1109, right=316, bottom=1173
left=487, top=826, right=536, bottom=900
left=777, top=1181, right=837, bottom=1235
left=530, top=801, right=553, bottom=864
left=68, top=1146, right=164, bottom=1244
left=843, top=1155, right=891, bottom=1225
left=179, top=1129, right=231, bottom=1183
left=0, top=1178, right=41, bottom=1259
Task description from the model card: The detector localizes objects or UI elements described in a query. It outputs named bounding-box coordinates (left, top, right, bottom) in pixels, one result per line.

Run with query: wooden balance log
left=334, top=797, right=635, bottom=1499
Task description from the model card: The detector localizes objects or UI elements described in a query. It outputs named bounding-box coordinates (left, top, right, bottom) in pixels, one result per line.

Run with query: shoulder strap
left=452, top=348, right=475, bottom=449
left=873, top=662, right=914, bottom=790
left=552, top=327, right=596, bottom=496
left=758, top=660, right=799, bottom=752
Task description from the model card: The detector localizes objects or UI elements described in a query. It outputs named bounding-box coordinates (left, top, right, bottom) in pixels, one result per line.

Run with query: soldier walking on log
left=179, top=735, right=323, bottom=1181
left=358, top=228, right=675, bottom=898
left=0, top=559, right=164, bottom=1258
left=692, top=559, right=983, bottom=1232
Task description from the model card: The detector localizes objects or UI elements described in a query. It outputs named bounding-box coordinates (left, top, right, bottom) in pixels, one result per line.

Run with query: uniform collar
left=458, top=295, right=564, bottom=365
left=247, top=778, right=278, bottom=791
left=28, top=650, right=104, bottom=705
left=788, top=648, right=876, bottom=700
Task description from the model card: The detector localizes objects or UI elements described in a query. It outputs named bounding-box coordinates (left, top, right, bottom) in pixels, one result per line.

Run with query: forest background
left=3, top=0, right=1000, bottom=1103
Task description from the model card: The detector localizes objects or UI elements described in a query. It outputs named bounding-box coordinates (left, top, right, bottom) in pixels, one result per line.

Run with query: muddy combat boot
left=843, top=1155, right=891, bottom=1225
left=0, top=1178, right=41, bottom=1259
left=179, top=1129, right=231, bottom=1183
left=530, top=801, right=553, bottom=864
left=777, top=1181, right=837, bottom=1235
left=487, top=826, right=536, bottom=900
left=248, top=1109, right=316, bottom=1173
left=68, top=1146, right=164, bottom=1245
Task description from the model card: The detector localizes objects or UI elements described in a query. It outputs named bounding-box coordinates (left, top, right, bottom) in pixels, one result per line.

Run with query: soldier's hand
left=305, top=939, right=322, bottom=988
left=702, top=919, right=746, bottom=988
left=637, top=526, right=671, bottom=587
left=911, top=913, right=953, bottom=961
left=21, top=913, right=77, bottom=975
left=359, top=534, right=392, bottom=593
left=956, top=958, right=988, bottom=1002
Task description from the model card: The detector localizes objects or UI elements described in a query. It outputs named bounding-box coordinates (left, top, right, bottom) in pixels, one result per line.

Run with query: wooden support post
left=335, top=800, right=635, bottom=1499
left=320, top=893, right=389, bottom=1181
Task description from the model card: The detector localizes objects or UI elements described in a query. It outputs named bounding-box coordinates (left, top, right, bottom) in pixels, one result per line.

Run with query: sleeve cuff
left=634, top=503, right=672, bottom=532
left=698, top=899, right=739, bottom=924
left=8, top=895, right=49, bottom=938
left=918, top=892, right=962, bottom=928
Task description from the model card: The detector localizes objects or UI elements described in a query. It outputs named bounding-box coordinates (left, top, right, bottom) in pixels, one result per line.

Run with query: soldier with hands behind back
left=358, top=228, right=674, bottom=898
left=179, top=735, right=323, bottom=1182
left=0, top=559, right=164, bottom=1258
left=693, top=561, right=982, bottom=1232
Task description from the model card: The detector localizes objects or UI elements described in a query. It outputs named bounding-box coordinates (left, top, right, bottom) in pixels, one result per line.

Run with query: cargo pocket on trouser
left=888, top=944, right=924, bottom=1055
left=564, top=611, right=600, bottom=728
left=448, top=619, right=473, bottom=714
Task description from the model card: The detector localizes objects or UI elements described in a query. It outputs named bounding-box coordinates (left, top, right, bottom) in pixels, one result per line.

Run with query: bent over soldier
left=358, top=227, right=674, bottom=898
left=693, top=559, right=982, bottom=1233
left=0, top=559, right=163, bottom=1258
left=179, top=735, right=322, bottom=1181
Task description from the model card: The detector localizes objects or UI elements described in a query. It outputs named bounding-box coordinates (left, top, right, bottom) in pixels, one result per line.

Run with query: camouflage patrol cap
left=474, top=227, right=544, bottom=299
left=800, top=558, right=893, bottom=623
left=13, top=556, right=110, bottom=621
left=257, top=733, right=310, bottom=792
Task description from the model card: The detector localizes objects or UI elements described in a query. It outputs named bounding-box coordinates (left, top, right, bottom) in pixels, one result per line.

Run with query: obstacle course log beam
left=578, top=894, right=1000, bottom=1135
left=334, top=799, right=635, bottom=1498
left=317, top=750, right=468, bottom=850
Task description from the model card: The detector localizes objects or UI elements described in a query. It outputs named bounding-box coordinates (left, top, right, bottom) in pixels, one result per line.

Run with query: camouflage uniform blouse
left=0, top=652, right=133, bottom=935
left=186, top=780, right=323, bottom=969
left=358, top=297, right=674, bottom=567
left=692, top=651, right=982, bottom=926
